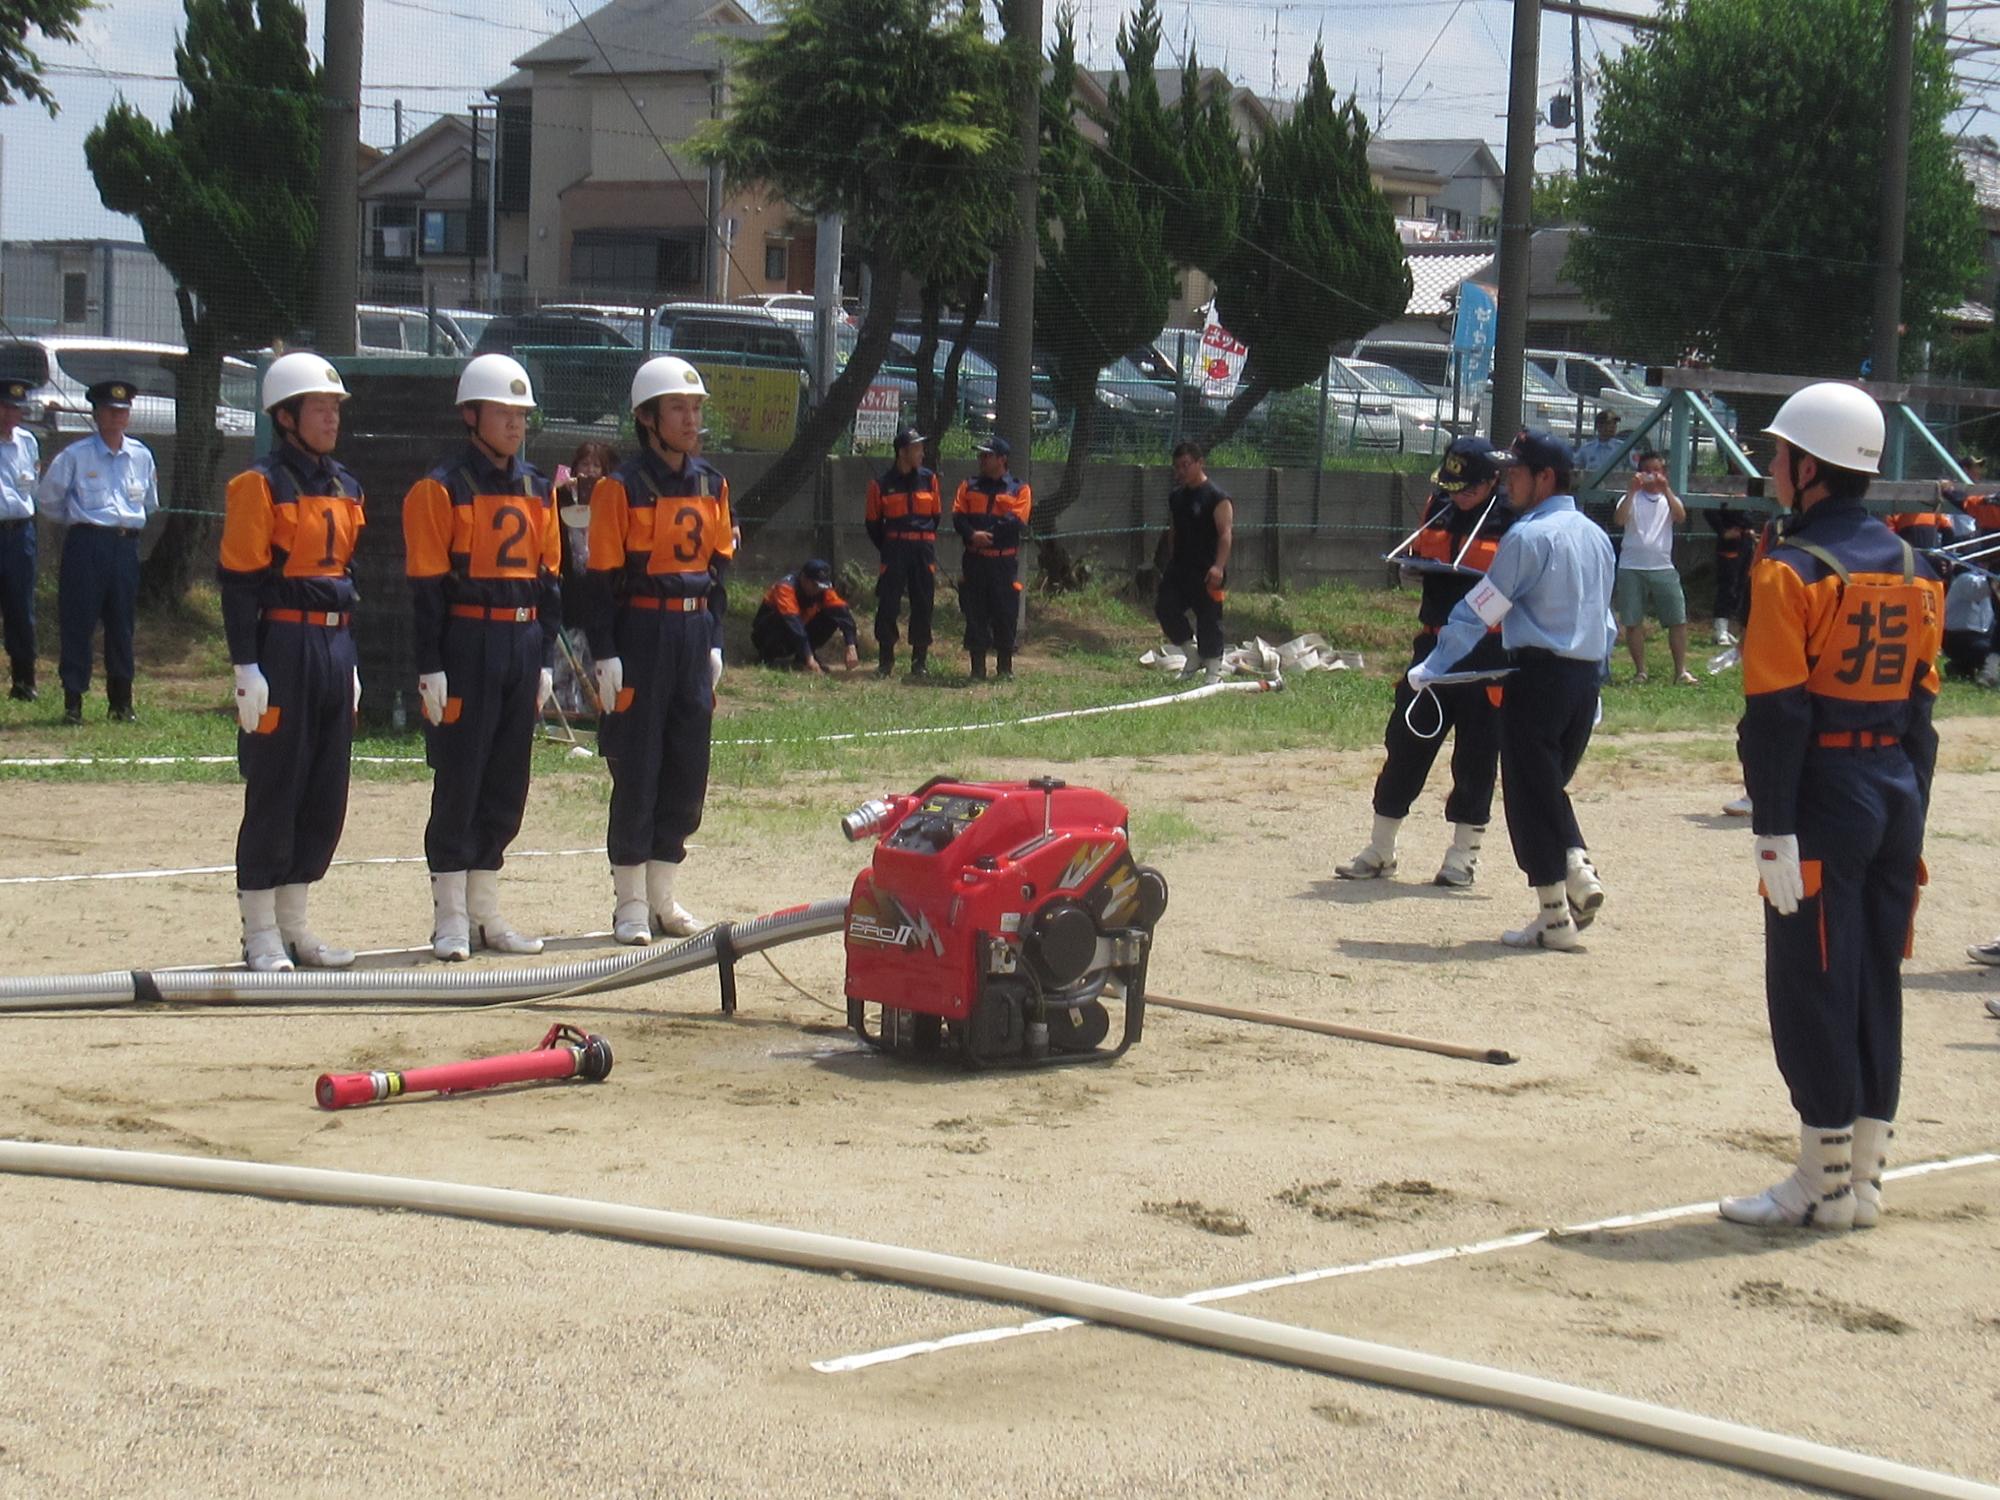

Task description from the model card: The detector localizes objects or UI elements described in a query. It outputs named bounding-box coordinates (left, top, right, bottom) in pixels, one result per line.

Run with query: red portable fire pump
left=840, top=776, right=1169, bottom=1068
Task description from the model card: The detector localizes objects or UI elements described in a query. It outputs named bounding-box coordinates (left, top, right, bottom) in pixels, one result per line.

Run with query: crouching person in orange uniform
left=218, top=353, right=364, bottom=970
left=402, top=354, right=562, bottom=960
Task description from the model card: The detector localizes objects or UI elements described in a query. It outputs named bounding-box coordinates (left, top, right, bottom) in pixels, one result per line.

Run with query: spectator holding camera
left=1613, top=448, right=1695, bottom=684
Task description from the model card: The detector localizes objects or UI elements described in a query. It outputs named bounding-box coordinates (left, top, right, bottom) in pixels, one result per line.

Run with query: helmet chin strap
left=640, top=416, right=692, bottom=465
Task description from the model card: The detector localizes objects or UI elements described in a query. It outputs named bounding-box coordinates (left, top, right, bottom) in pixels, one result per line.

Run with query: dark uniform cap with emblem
left=1430, top=435, right=1517, bottom=495
left=893, top=426, right=925, bottom=451
left=0, top=378, right=30, bottom=404
left=975, top=436, right=1011, bottom=458
left=86, top=380, right=136, bottom=409
left=801, top=558, right=834, bottom=585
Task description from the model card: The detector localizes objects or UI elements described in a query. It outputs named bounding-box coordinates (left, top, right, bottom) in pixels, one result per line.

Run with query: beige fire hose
left=1, top=1142, right=1990, bottom=1500
left=1146, top=990, right=1517, bottom=1065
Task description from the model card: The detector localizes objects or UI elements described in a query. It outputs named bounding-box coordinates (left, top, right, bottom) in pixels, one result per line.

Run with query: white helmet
left=631, top=355, right=708, bottom=409
left=456, top=353, right=537, bottom=408
left=1763, top=382, right=1884, bottom=475
left=262, top=351, right=348, bottom=411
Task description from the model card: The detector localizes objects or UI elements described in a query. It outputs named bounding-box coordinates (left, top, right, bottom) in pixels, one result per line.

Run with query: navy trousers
left=1497, top=650, right=1598, bottom=887
left=423, top=618, right=542, bottom=871
left=235, top=620, right=357, bottom=890
left=1764, top=746, right=1924, bottom=1127
left=961, top=555, right=1019, bottom=658
left=0, top=519, right=34, bottom=675
left=602, top=606, right=713, bottom=866
left=58, top=524, right=138, bottom=695
left=874, top=542, right=936, bottom=651
left=1154, top=569, right=1224, bottom=661
left=1374, top=631, right=1503, bottom=826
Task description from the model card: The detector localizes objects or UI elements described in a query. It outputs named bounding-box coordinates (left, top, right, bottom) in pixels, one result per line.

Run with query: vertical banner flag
left=1452, top=279, right=1498, bottom=393
left=1198, top=304, right=1248, bottom=401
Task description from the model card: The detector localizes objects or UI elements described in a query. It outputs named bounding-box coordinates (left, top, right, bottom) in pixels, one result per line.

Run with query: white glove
left=595, top=656, right=623, bottom=711
left=538, top=667, right=554, bottom=712
left=417, top=671, right=448, bottom=727
left=1754, top=834, right=1803, bottom=916
left=351, top=667, right=362, bottom=715
left=709, top=648, right=724, bottom=691
left=232, top=663, right=269, bottom=734
left=1405, top=661, right=1437, bottom=694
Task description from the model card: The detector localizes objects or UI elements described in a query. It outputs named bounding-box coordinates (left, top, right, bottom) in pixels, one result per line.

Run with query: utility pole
left=314, top=0, right=363, bottom=354
left=1491, top=0, right=1542, bottom=443
left=995, top=0, right=1042, bottom=474
left=1872, top=0, right=1914, bottom=382
left=1570, top=4, right=1585, bottom=176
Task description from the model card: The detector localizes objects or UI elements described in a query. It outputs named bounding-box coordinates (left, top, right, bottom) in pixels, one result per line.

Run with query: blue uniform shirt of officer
left=1427, top=492, right=1617, bottom=672
left=38, top=423, right=158, bottom=528
left=0, top=397, right=39, bottom=523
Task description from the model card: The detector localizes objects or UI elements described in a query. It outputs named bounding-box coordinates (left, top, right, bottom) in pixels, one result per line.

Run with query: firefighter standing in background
left=751, top=558, right=859, bottom=669
left=403, top=353, right=561, bottom=961
left=1153, top=440, right=1234, bottom=684
left=40, top=379, right=157, bottom=725
left=952, top=436, right=1032, bottom=680
left=218, top=353, right=364, bottom=971
left=866, top=426, right=941, bottom=678
left=585, top=355, right=731, bottom=944
left=1338, top=436, right=1514, bottom=888
left=1721, top=383, right=1943, bottom=1231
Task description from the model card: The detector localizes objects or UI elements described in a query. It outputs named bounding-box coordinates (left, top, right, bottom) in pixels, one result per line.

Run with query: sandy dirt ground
left=0, top=719, right=1997, bottom=1498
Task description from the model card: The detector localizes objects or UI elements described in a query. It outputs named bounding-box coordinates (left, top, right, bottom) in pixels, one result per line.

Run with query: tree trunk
left=912, top=284, right=943, bottom=443
left=932, top=276, right=986, bottom=465
left=139, top=295, right=227, bottom=609
left=738, top=243, right=906, bottom=519
left=1037, top=382, right=1100, bottom=530
left=1198, top=371, right=1272, bottom=452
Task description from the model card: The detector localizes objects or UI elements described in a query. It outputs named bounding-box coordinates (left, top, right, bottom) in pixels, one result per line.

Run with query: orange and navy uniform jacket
left=865, top=464, right=942, bottom=553
left=401, top=444, right=562, bottom=675
left=582, top=449, right=733, bottom=659
left=1409, top=491, right=1511, bottom=631
left=1705, top=504, right=1756, bottom=564
left=951, top=474, right=1032, bottom=559
left=1956, top=492, right=2000, bottom=534
left=1738, top=498, right=1943, bottom=835
left=756, top=574, right=857, bottom=662
left=217, top=442, right=365, bottom=665
left=1885, top=506, right=1957, bottom=548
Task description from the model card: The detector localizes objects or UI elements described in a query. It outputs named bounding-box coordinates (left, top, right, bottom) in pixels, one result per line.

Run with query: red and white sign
left=855, top=383, right=901, bottom=447
left=1198, top=306, right=1248, bottom=400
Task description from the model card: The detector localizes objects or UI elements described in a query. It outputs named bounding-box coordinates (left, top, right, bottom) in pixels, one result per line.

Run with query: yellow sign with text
left=702, top=365, right=801, bottom=452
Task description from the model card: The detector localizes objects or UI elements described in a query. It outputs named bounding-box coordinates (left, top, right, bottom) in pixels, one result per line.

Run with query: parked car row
left=0, top=336, right=259, bottom=439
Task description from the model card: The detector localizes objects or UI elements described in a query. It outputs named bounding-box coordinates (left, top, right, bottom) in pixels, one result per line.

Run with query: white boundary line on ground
left=811, top=1151, right=2000, bottom=1375
left=0, top=754, right=423, bottom=768
left=0, top=847, right=612, bottom=886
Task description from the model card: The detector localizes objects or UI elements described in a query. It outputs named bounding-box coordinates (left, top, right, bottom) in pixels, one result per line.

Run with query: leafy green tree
left=695, top=0, right=1016, bottom=514
left=86, top=0, right=319, bottom=605
left=0, top=0, right=92, bottom=114
left=1568, top=0, right=1981, bottom=377
left=1035, top=9, right=1173, bottom=524
left=1167, top=48, right=1248, bottom=280
left=1533, top=170, right=1580, bottom=225
left=1205, top=45, right=1408, bottom=445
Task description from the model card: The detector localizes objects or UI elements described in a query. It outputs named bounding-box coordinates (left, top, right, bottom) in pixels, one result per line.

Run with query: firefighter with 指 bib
left=951, top=436, right=1032, bottom=680
left=584, top=356, right=733, bottom=944
left=218, top=353, right=365, bottom=971
left=402, top=354, right=563, bottom=961
left=865, top=426, right=941, bottom=678
left=1720, top=383, right=1944, bottom=1232
left=1339, top=435, right=1515, bottom=888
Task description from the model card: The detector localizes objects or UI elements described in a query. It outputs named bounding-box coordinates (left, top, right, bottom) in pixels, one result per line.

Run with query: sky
left=1, top=0, right=1996, bottom=245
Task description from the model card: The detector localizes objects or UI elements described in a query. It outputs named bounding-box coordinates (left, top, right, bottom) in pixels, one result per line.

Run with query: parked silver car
left=0, top=336, right=257, bottom=438
left=1336, top=357, right=1452, bottom=454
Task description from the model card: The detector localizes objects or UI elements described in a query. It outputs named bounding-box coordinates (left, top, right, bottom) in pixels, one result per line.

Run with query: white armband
left=1466, top=578, right=1513, bottom=627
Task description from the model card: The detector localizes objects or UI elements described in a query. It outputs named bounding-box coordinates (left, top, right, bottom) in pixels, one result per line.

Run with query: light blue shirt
left=1428, top=494, right=1617, bottom=670
left=37, top=432, right=158, bottom=529
left=0, top=425, right=39, bottom=521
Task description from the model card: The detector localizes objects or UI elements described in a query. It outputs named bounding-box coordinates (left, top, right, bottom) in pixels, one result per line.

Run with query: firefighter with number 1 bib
left=1720, top=382, right=1944, bottom=1232
left=585, top=355, right=732, bottom=944
left=402, top=354, right=562, bottom=961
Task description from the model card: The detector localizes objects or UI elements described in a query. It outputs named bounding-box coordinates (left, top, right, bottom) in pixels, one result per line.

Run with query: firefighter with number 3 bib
left=402, top=353, right=563, bottom=961
left=584, top=355, right=733, bottom=944
left=1721, top=382, right=1944, bottom=1232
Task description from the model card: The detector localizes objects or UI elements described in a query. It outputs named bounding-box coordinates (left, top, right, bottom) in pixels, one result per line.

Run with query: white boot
left=429, top=871, right=471, bottom=962
left=1434, top=823, right=1484, bottom=888
left=1719, top=1122, right=1857, bottom=1230
left=274, top=883, right=355, bottom=969
left=466, top=869, right=544, bottom=955
left=1564, top=847, right=1604, bottom=929
left=1336, top=814, right=1401, bottom=880
left=1502, top=883, right=1579, bottom=951
left=237, top=888, right=294, bottom=973
left=1199, top=655, right=1226, bottom=685
left=1712, top=617, right=1736, bottom=646
left=612, top=863, right=651, bottom=945
left=1171, top=644, right=1198, bottom=679
left=647, top=858, right=707, bottom=937
left=1723, top=794, right=1754, bottom=817
left=1850, top=1117, right=1893, bottom=1229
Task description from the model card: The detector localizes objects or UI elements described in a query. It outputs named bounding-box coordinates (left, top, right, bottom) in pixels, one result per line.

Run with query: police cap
left=86, top=380, right=136, bottom=409
left=800, top=558, right=834, bottom=585
left=1431, top=435, right=1515, bottom=495
left=892, top=426, right=925, bottom=451
left=1509, top=429, right=1574, bottom=478
left=975, top=436, right=1011, bottom=458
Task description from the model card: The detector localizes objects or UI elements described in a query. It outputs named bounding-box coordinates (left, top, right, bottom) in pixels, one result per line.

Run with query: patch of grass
left=1129, top=807, right=1204, bottom=849
left=1618, top=1038, right=1700, bottom=1076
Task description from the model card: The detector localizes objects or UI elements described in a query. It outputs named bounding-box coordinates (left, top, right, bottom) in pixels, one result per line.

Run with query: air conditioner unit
left=379, top=226, right=415, bottom=260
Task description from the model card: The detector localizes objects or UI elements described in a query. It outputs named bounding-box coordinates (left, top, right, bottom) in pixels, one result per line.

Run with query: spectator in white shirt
left=1612, top=448, right=1694, bottom=684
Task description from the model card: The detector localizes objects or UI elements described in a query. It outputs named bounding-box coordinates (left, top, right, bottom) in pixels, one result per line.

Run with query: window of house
left=764, top=242, right=787, bottom=283
left=62, top=272, right=87, bottom=324
left=572, top=230, right=705, bottom=293
left=421, top=209, right=480, bottom=257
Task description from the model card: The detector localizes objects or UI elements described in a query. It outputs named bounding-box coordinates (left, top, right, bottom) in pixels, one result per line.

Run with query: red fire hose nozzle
left=315, top=1023, right=614, bottom=1110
